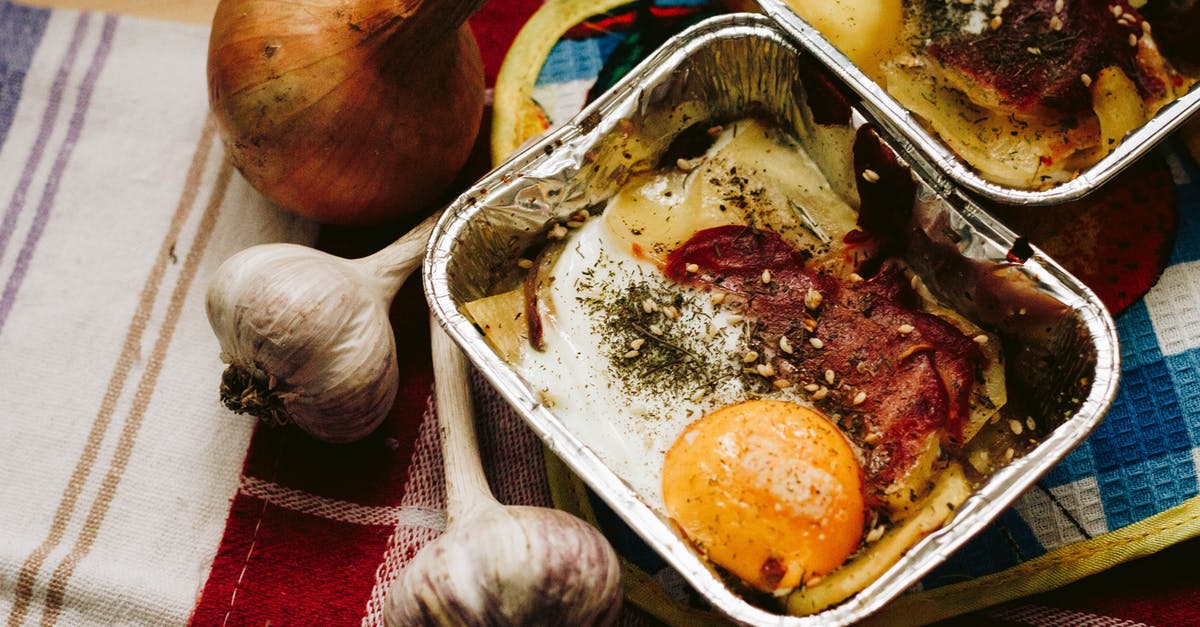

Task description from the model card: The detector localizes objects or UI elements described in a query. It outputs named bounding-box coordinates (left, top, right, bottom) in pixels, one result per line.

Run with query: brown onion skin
left=207, top=0, right=486, bottom=225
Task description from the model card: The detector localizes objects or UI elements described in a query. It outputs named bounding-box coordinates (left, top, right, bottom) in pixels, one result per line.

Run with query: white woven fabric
left=0, top=6, right=315, bottom=626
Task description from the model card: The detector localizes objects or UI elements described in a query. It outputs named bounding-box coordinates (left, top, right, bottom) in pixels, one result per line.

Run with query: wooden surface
left=21, top=0, right=217, bottom=24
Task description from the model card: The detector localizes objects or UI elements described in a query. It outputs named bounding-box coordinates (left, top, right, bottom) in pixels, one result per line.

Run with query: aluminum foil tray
left=425, top=14, right=1118, bottom=626
left=755, top=0, right=1200, bottom=206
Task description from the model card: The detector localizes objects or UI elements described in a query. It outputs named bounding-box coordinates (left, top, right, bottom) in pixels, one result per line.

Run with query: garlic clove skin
left=206, top=243, right=398, bottom=443
left=384, top=503, right=623, bottom=627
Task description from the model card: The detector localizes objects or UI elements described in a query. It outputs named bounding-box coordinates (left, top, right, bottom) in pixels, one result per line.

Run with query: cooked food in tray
left=461, top=118, right=1011, bottom=612
left=430, top=15, right=1117, bottom=624
left=784, top=0, right=1197, bottom=189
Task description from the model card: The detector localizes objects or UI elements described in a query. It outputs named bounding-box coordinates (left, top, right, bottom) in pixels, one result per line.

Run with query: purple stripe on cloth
left=0, top=1, right=52, bottom=148
left=0, top=12, right=88, bottom=273
left=0, top=13, right=118, bottom=336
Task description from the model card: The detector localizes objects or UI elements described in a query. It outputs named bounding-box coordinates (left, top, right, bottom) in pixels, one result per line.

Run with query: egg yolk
left=662, top=400, right=865, bottom=593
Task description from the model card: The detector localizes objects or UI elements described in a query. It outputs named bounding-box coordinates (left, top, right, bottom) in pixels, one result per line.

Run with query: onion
left=206, top=0, right=487, bottom=225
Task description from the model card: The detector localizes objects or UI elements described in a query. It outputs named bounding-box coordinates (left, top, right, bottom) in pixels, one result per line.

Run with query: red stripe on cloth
left=468, top=0, right=543, bottom=86
left=561, top=5, right=706, bottom=40
left=944, top=536, right=1200, bottom=627
left=1018, top=536, right=1200, bottom=626
left=191, top=493, right=397, bottom=627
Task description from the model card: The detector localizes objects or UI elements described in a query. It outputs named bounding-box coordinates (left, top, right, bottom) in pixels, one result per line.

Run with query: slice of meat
left=666, top=228, right=985, bottom=516
left=922, top=0, right=1167, bottom=115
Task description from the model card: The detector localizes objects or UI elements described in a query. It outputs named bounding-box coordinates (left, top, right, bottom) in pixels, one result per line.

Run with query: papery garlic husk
left=384, top=502, right=624, bottom=627
left=206, top=244, right=397, bottom=443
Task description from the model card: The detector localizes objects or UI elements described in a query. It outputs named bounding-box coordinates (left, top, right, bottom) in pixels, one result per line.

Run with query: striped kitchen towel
left=0, top=1, right=589, bottom=626
left=0, top=2, right=315, bottom=625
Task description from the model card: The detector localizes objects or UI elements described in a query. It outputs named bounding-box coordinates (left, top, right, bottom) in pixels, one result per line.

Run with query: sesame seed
left=1026, top=417, right=1036, bottom=431
left=710, top=291, right=725, bottom=305
left=1142, top=21, right=1152, bottom=35
left=663, top=305, right=679, bottom=319
left=866, top=525, right=886, bottom=543
left=1004, top=447, right=1015, bottom=461
left=861, top=169, right=880, bottom=183
left=642, top=298, right=656, bottom=313
left=1049, top=15, right=1062, bottom=30
left=863, top=432, right=881, bottom=444
left=773, top=379, right=792, bottom=390
left=623, top=350, right=640, bottom=359
left=1027, top=46, right=1042, bottom=55
left=762, top=269, right=772, bottom=284
left=756, top=363, right=776, bottom=378
left=1081, top=73, right=1092, bottom=87
left=990, top=15, right=1002, bottom=29
left=803, top=383, right=820, bottom=392
left=852, top=391, right=867, bottom=406
left=685, top=262, right=700, bottom=274
left=1054, top=0, right=1063, bottom=12
left=779, top=336, right=794, bottom=354
left=803, top=318, right=818, bottom=332
left=1111, top=4, right=1122, bottom=17
left=809, top=337, right=824, bottom=349
left=1129, top=33, right=1138, bottom=46
left=847, top=272, right=864, bottom=283
left=813, top=386, right=829, bottom=400
left=649, top=324, right=663, bottom=335
left=676, top=157, right=696, bottom=171
left=825, top=369, right=836, bottom=385
left=1009, top=419, right=1024, bottom=435
left=743, top=351, right=759, bottom=363
left=517, top=258, right=534, bottom=269
left=974, top=334, right=990, bottom=345
left=726, top=314, right=744, bottom=325
left=565, top=220, right=585, bottom=229
left=630, top=338, right=645, bottom=350
left=804, top=288, right=823, bottom=310
left=897, top=324, right=914, bottom=335
left=548, top=223, right=568, bottom=240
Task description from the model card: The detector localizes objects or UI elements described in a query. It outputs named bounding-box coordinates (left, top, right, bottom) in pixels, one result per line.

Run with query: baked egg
left=663, top=400, right=864, bottom=594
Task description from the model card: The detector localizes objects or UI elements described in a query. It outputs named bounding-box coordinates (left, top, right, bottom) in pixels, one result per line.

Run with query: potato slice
left=603, top=120, right=859, bottom=265
left=461, top=289, right=526, bottom=362
left=1090, top=66, right=1148, bottom=157
left=882, top=61, right=1101, bottom=188
left=780, top=0, right=905, bottom=80
left=785, top=463, right=972, bottom=616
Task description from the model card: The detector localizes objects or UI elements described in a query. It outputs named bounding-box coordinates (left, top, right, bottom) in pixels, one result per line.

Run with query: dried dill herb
left=573, top=255, right=753, bottom=408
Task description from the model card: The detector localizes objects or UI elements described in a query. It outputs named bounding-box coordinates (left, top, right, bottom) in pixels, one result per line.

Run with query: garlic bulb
left=205, top=211, right=439, bottom=443
left=384, top=319, right=623, bottom=626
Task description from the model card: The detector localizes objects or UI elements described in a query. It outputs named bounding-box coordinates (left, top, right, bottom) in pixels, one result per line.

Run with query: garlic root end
left=219, top=364, right=294, bottom=427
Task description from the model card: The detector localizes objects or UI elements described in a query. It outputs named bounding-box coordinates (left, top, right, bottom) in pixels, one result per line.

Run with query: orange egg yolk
left=662, top=400, right=865, bottom=593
